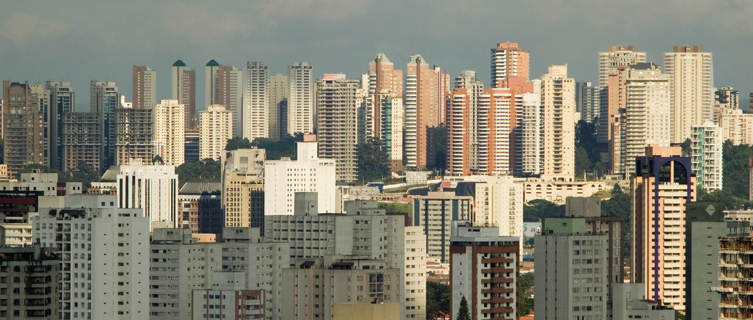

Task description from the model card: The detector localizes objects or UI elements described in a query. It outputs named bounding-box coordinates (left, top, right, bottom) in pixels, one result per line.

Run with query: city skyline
left=1, top=1, right=752, bottom=111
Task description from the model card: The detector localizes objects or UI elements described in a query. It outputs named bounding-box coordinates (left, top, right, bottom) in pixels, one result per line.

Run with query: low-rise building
left=522, top=176, right=611, bottom=204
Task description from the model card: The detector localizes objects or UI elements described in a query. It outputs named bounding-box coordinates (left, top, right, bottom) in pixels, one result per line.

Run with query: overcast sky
left=2, top=0, right=752, bottom=111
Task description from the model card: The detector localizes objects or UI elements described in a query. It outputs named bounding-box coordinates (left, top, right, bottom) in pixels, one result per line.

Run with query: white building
left=612, top=283, right=674, bottom=320
left=33, top=194, right=150, bottom=320
left=534, top=217, right=609, bottom=320
left=467, top=175, right=524, bottom=255
left=664, top=46, right=714, bottom=143
left=450, top=221, right=519, bottom=320
left=244, top=61, right=269, bottom=140
left=623, top=63, right=671, bottom=175
left=116, top=163, right=179, bottom=230
left=520, top=89, right=542, bottom=175
left=153, top=99, right=186, bottom=166
left=288, top=61, right=315, bottom=134
left=264, top=200, right=426, bottom=320
left=199, top=104, right=233, bottom=161
left=150, top=227, right=289, bottom=320
left=191, top=289, right=265, bottom=320
left=691, top=123, right=724, bottom=191
left=540, top=65, right=576, bottom=177
left=263, top=135, right=336, bottom=215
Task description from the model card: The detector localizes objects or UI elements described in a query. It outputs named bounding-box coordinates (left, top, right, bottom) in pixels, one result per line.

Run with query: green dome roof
left=173, top=59, right=186, bottom=67
left=206, top=59, right=219, bottom=67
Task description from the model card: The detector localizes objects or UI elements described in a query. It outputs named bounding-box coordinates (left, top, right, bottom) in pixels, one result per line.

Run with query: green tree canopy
left=457, top=296, right=471, bottom=320
left=357, top=137, right=390, bottom=183
left=175, top=158, right=221, bottom=186
left=426, top=282, right=450, bottom=318
left=225, top=137, right=254, bottom=151
left=523, top=199, right=565, bottom=222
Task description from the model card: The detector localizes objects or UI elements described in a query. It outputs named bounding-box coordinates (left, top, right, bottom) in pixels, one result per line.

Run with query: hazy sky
left=2, top=0, right=752, bottom=111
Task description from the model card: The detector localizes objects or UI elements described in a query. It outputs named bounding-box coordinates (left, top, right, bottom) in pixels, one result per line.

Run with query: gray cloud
left=0, top=0, right=751, bottom=111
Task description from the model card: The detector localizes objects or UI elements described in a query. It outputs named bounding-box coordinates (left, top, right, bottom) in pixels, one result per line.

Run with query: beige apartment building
left=199, top=104, right=233, bottom=161
left=664, top=46, right=714, bottom=143
left=153, top=99, right=185, bottom=166
left=132, top=65, right=157, bottom=109
left=540, top=65, right=575, bottom=178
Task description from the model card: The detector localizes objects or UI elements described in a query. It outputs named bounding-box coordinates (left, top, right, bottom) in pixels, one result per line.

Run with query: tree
left=60, top=161, right=100, bottom=189
left=426, top=282, right=450, bottom=318
left=680, top=138, right=692, bottom=157
left=523, top=199, right=565, bottom=222
left=426, top=126, right=448, bottom=173
left=575, top=146, right=593, bottom=177
left=574, top=120, right=608, bottom=177
left=456, top=296, right=471, bottom=320
left=175, top=158, right=221, bottom=186
left=357, top=137, right=390, bottom=182
left=722, top=141, right=753, bottom=198
left=225, top=137, right=254, bottom=151
left=250, top=134, right=301, bottom=160
left=518, top=272, right=535, bottom=316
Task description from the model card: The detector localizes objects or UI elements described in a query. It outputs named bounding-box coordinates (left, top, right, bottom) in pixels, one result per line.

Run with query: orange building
left=405, top=55, right=439, bottom=169
left=447, top=89, right=471, bottom=175
left=368, top=53, right=403, bottom=138
left=491, top=42, right=530, bottom=87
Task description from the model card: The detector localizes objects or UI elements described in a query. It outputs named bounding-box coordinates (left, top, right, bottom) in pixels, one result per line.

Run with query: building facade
left=691, top=123, right=723, bottom=191
left=2, top=81, right=49, bottom=176
left=490, top=42, right=530, bottom=87
left=268, top=73, right=289, bottom=139
left=244, top=61, right=269, bottom=140
left=316, top=74, right=360, bottom=183
left=199, top=104, right=233, bottom=161
left=171, top=59, right=196, bottom=130
left=153, top=99, right=186, bottom=166
left=132, top=65, right=157, bottom=109
left=405, top=55, right=438, bottom=169
left=288, top=61, right=315, bottom=135
left=116, top=164, right=179, bottom=230
left=412, top=191, right=473, bottom=263
left=540, top=65, right=576, bottom=177
left=664, top=46, right=714, bottom=143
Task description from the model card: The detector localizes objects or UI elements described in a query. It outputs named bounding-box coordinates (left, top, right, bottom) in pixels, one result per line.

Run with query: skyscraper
left=46, top=81, right=75, bottom=170
left=540, top=65, right=576, bottom=177
left=597, top=46, right=646, bottom=142
left=447, top=88, right=471, bottom=175
left=316, top=74, right=360, bottom=183
left=216, top=65, right=243, bottom=137
left=664, top=46, right=714, bottom=143
left=631, top=145, right=696, bottom=311
left=368, top=53, right=403, bottom=139
left=434, top=65, right=451, bottom=125
left=132, top=65, right=157, bottom=109
left=575, top=81, right=600, bottom=123
left=288, top=61, right=314, bottom=135
left=204, top=59, right=220, bottom=108
left=691, top=123, right=723, bottom=192
left=244, top=61, right=269, bottom=140
left=171, top=59, right=196, bottom=130
left=62, top=112, right=102, bottom=172
left=622, top=63, right=671, bottom=176
left=269, top=73, right=289, bottom=140
left=405, top=54, right=438, bottom=169
left=153, top=99, right=185, bottom=166
left=453, top=71, right=485, bottom=173
left=90, top=81, right=120, bottom=167
left=490, top=42, right=530, bottom=87
left=599, top=65, right=630, bottom=144
left=2, top=81, right=49, bottom=176
left=598, top=45, right=647, bottom=88
left=115, top=107, right=154, bottom=165
left=199, top=104, right=233, bottom=161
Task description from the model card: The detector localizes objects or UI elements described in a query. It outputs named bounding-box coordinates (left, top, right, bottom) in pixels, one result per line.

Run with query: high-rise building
left=575, top=81, right=600, bottom=123
left=316, top=74, right=360, bottom=183
left=598, top=45, right=647, bottom=88
left=453, top=71, right=485, bottom=173
left=0, top=246, right=59, bottom=319
left=264, top=136, right=336, bottom=215
left=535, top=217, right=609, bottom=319
left=184, top=129, right=199, bottom=163
left=171, top=59, right=196, bottom=130
left=623, top=63, right=671, bottom=176
left=631, top=145, right=696, bottom=311
left=687, top=221, right=750, bottom=320
left=715, top=86, right=739, bottom=111
left=34, top=194, right=150, bottom=320
left=405, top=55, right=438, bottom=169
left=153, top=99, right=185, bottom=166
left=216, top=65, right=244, bottom=138
left=90, top=81, right=120, bottom=167
left=540, top=65, right=576, bottom=177
left=599, top=65, right=630, bottom=144
left=46, top=81, right=75, bottom=170
left=434, top=65, right=451, bottom=126
left=368, top=53, right=403, bottom=139
left=412, top=190, right=473, bottom=263
left=404, top=225, right=427, bottom=319
left=2, top=81, right=49, bottom=176
left=597, top=46, right=646, bottom=143
left=199, top=104, right=233, bottom=161
left=62, top=112, right=102, bottom=172
left=204, top=59, right=220, bottom=107
left=244, top=61, right=269, bottom=140
left=490, top=42, right=530, bottom=87
left=519, top=84, right=543, bottom=176
left=116, top=163, right=179, bottom=230
left=664, top=46, right=714, bottom=143
left=269, top=73, right=289, bottom=139
left=447, top=89, right=472, bottom=175
left=115, top=107, right=154, bottom=165
left=691, top=123, right=723, bottom=191
left=288, top=61, right=314, bottom=135
left=221, top=148, right=265, bottom=229
left=717, top=107, right=753, bottom=145
left=713, top=226, right=753, bottom=320
left=450, top=221, right=519, bottom=320
left=132, top=65, right=157, bottom=109
left=381, top=94, right=404, bottom=171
